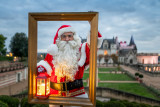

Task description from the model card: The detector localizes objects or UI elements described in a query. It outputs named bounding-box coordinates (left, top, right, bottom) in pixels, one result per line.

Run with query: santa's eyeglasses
left=61, top=34, right=73, bottom=39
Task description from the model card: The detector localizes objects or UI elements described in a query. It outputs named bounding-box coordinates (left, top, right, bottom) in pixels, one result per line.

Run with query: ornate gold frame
left=28, top=12, right=98, bottom=107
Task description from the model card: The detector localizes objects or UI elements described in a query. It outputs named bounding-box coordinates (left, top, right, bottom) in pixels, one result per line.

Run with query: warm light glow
left=14, top=57, right=17, bottom=62
left=6, top=54, right=9, bottom=57
left=104, top=50, right=108, bottom=55
left=145, top=67, right=148, bottom=71
left=37, top=79, right=45, bottom=95
left=46, top=78, right=50, bottom=95
left=153, top=67, right=156, bottom=71
left=149, top=68, right=151, bottom=72
left=9, top=53, right=13, bottom=57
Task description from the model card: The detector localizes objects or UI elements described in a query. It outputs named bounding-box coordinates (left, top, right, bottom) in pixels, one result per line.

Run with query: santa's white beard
left=52, top=40, right=80, bottom=82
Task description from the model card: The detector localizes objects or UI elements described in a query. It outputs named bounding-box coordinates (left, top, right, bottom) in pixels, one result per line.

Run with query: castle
left=97, top=35, right=137, bottom=64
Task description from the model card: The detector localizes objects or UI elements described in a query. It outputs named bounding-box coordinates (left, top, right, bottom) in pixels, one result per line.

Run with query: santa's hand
left=37, top=65, right=47, bottom=75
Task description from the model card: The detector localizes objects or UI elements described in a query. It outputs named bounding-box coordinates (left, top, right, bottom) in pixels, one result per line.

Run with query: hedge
left=0, top=95, right=19, bottom=107
left=0, top=100, right=8, bottom=107
left=21, top=97, right=49, bottom=107
left=96, top=100, right=153, bottom=107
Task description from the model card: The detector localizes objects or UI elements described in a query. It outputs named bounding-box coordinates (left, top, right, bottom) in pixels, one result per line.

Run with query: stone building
left=97, top=37, right=119, bottom=64
left=137, top=53, right=160, bottom=72
left=118, top=36, right=137, bottom=65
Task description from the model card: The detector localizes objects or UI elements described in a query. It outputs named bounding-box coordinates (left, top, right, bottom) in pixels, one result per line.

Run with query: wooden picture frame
left=28, top=12, right=98, bottom=107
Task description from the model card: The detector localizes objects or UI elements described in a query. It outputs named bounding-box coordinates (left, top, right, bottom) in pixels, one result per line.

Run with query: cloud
left=0, top=0, right=160, bottom=53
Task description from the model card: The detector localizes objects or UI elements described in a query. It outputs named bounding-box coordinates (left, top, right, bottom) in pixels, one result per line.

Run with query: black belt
left=50, top=79, right=83, bottom=91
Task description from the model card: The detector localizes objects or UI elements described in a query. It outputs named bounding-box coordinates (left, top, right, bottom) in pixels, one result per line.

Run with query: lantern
left=36, top=73, right=50, bottom=99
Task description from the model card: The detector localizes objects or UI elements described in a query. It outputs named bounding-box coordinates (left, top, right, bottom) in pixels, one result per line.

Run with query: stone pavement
left=121, top=65, right=160, bottom=90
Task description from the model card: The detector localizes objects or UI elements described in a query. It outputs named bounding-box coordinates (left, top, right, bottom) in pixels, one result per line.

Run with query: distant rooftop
left=137, top=53, right=159, bottom=56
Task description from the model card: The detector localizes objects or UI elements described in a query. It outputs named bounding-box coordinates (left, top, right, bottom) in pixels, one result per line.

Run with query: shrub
left=135, top=72, right=139, bottom=76
left=139, top=103, right=152, bottom=107
left=21, top=97, right=34, bottom=107
left=110, top=98, right=117, bottom=101
left=103, top=101, right=125, bottom=107
left=153, top=105, right=160, bottom=107
left=0, top=56, right=13, bottom=61
left=0, top=95, right=19, bottom=107
left=120, top=100, right=140, bottom=107
left=139, top=74, right=143, bottom=78
left=96, top=100, right=103, bottom=107
left=0, top=100, right=8, bottom=107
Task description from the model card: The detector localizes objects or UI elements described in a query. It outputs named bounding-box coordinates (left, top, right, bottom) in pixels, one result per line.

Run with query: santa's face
left=61, top=32, right=74, bottom=41
left=53, top=32, right=81, bottom=82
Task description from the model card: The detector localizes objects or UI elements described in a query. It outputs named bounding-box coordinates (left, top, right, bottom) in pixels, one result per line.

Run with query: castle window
left=103, top=43, right=108, bottom=48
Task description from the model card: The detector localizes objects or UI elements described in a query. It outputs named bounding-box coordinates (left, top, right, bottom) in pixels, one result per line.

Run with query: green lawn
left=98, top=73, right=134, bottom=81
left=84, top=67, right=119, bottom=72
left=83, top=82, right=87, bottom=87
left=83, top=73, right=89, bottom=80
left=98, top=67, right=118, bottom=72
left=83, top=73, right=134, bottom=81
left=98, top=83, right=160, bottom=100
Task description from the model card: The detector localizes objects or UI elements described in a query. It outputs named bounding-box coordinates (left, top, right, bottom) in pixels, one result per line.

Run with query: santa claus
left=37, top=25, right=103, bottom=99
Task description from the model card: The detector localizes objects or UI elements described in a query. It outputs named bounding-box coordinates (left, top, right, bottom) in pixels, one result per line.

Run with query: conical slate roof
left=129, top=35, right=135, bottom=46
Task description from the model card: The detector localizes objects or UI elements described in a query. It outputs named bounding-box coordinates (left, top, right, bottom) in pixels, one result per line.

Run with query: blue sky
left=1, top=0, right=160, bottom=53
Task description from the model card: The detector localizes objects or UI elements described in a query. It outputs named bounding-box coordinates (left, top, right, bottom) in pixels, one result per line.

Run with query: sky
left=0, top=0, right=160, bottom=53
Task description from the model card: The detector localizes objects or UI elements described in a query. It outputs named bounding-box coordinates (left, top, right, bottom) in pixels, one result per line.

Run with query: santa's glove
left=37, top=65, right=47, bottom=75
left=87, top=31, right=103, bottom=48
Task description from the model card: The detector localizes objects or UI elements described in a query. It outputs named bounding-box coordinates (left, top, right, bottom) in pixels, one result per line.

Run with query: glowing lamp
left=36, top=73, right=50, bottom=99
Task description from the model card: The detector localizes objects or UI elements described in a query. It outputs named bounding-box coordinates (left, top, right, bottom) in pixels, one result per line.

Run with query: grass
left=98, top=67, right=118, bottom=72
left=83, top=82, right=87, bottom=87
left=98, top=83, right=160, bottom=100
left=83, top=73, right=89, bottom=80
left=84, top=67, right=119, bottom=72
left=83, top=73, right=134, bottom=81
left=98, top=73, right=134, bottom=81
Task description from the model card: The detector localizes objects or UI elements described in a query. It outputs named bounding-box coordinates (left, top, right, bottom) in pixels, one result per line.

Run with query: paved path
left=121, top=65, right=160, bottom=90
left=0, top=79, right=28, bottom=95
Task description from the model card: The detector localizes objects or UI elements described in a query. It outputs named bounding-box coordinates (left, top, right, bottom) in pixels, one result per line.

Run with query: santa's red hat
left=53, top=25, right=76, bottom=44
left=48, top=25, right=79, bottom=56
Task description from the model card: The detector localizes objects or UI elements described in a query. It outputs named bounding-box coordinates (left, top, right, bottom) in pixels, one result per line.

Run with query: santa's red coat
left=37, top=43, right=90, bottom=97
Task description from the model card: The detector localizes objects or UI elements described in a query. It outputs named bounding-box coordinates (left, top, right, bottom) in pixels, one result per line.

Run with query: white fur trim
left=37, top=60, right=52, bottom=76
left=47, top=44, right=58, bottom=56
left=97, top=37, right=103, bottom=48
left=87, top=32, right=90, bottom=45
left=58, top=27, right=75, bottom=37
left=78, top=42, right=87, bottom=67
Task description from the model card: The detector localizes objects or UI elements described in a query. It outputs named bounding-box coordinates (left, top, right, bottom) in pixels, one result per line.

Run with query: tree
left=9, top=33, right=28, bottom=59
left=104, top=54, right=110, bottom=66
left=98, top=54, right=104, bottom=66
left=111, top=54, right=118, bottom=66
left=0, top=34, right=7, bottom=56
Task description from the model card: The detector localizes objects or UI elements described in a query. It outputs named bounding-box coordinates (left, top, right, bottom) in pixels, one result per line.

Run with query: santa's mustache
left=57, top=40, right=78, bottom=51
